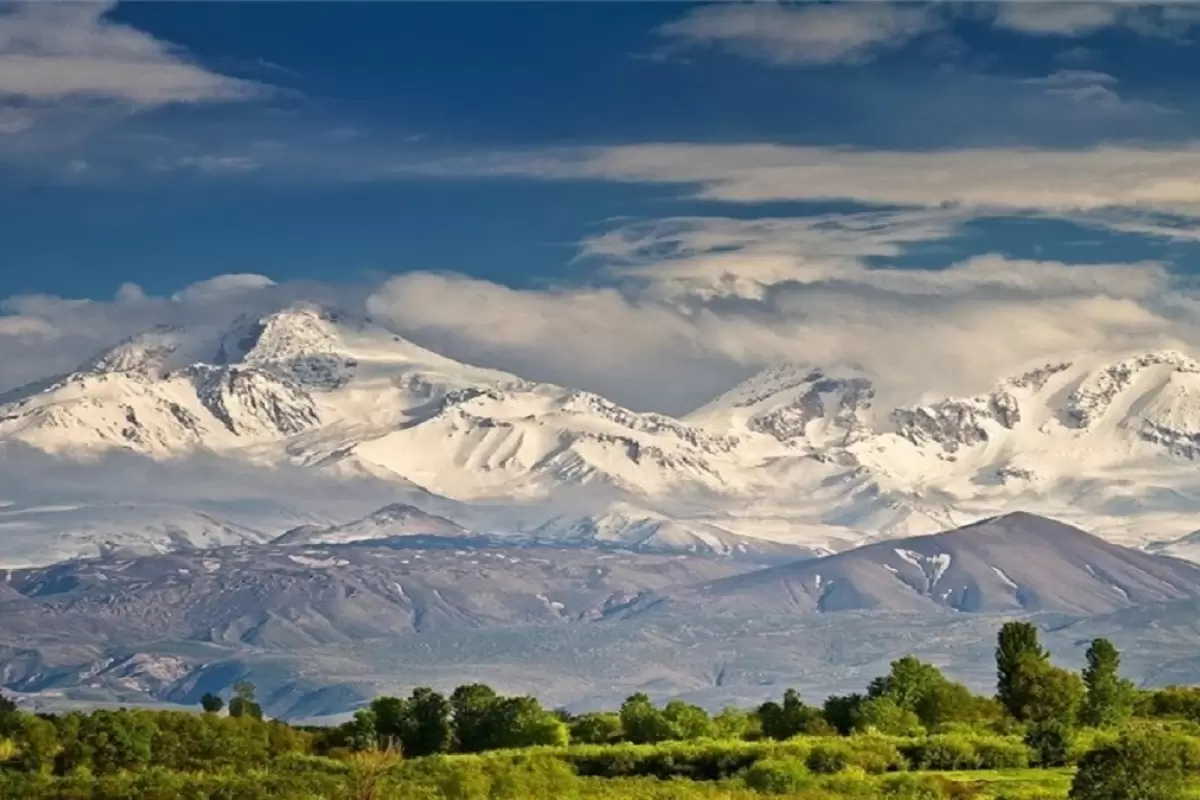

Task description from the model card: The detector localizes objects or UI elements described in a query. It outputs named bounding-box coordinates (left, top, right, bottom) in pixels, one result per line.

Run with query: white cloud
left=362, top=210, right=1198, bottom=411
left=422, top=142, right=1200, bottom=216
left=993, top=3, right=1127, bottom=36
left=1019, top=69, right=1174, bottom=116
left=657, top=2, right=1200, bottom=67
left=0, top=315, right=57, bottom=339
left=1, top=214, right=1198, bottom=416
left=581, top=209, right=971, bottom=300
left=657, top=3, right=941, bottom=66
left=0, top=2, right=265, bottom=105
left=170, top=274, right=277, bottom=303
left=0, top=274, right=360, bottom=396
left=366, top=272, right=742, bottom=413
left=993, top=3, right=1200, bottom=38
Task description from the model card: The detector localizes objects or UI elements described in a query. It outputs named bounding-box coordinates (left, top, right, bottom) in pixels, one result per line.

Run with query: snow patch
left=929, top=553, right=952, bottom=584
left=288, top=554, right=350, bottom=568
left=991, top=566, right=1020, bottom=590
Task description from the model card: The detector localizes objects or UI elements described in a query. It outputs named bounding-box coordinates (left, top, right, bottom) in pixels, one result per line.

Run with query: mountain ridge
left=0, top=512, right=1196, bottom=718
left=661, top=512, right=1200, bottom=617
left=6, top=303, right=1200, bottom=565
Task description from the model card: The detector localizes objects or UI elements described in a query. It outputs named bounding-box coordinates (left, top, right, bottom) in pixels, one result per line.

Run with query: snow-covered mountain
left=8, top=303, right=1200, bottom=566
left=274, top=503, right=469, bottom=546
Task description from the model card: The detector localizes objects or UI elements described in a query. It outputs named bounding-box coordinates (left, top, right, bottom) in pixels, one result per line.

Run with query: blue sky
left=5, top=2, right=1200, bottom=411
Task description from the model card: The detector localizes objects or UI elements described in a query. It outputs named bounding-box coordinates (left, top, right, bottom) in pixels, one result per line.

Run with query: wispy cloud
left=0, top=2, right=266, bottom=106
left=993, top=2, right=1200, bottom=37
left=657, top=3, right=943, bottom=66
left=655, top=2, right=1200, bottom=71
left=1020, top=69, right=1176, bottom=116
left=415, top=142, right=1200, bottom=217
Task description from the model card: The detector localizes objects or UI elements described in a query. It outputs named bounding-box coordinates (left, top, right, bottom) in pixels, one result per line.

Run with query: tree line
left=0, top=622, right=1196, bottom=799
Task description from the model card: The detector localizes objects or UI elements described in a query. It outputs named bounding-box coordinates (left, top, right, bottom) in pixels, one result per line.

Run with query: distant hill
left=4, top=512, right=1200, bottom=718
left=662, top=512, right=1200, bottom=616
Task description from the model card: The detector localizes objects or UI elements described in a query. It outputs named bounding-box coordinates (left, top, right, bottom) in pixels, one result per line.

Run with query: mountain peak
left=215, top=305, right=354, bottom=366
left=686, top=362, right=875, bottom=444
left=690, top=512, right=1200, bottom=616
left=83, top=326, right=191, bottom=378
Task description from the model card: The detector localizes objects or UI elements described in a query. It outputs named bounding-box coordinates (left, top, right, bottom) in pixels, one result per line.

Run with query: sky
left=6, top=1, right=1200, bottom=413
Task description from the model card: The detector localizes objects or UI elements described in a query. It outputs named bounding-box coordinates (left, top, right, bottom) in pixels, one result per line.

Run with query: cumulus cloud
left=363, top=211, right=1198, bottom=411
left=420, top=142, right=1200, bottom=217
left=657, top=3, right=942, bottom=66
left=366, top=272, right=744, bottom=414
left=3, top=212, right=1200, bottom=416
left=0, top=2, right=265, bottom=105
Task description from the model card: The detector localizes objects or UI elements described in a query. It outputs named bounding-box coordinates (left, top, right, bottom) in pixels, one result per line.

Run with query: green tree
left=712, top=706, right=754, bottom=740
left=1025, top=719, right=1074, bottom=767
left=1137, top=685, right=1200, bottom=720
left=662, top=700, right=715, bottom=740
left=0, top=692, right=17, bottom=738
left=451, top=684, right=500, bottom=753
left=996, top=621, right=1048, bottom=719
left=1080, top=638, right=1135, bottom=728
left=15, top=714, right=58, bottom=773
left=489, top=696, right=569, bottom=749
left=199, top=693, right=224, bottom=714
left=758, top=689, right=832, bottom=739
left=400, top=687, right=453, bottom=757
left=1070, top=730, right=1188, bottom=800
left=852, top=696, right=923, bottom=735
left=228, top=681, right=263, bottom=720
left=868, top=656, right=946, bottom=712
left=914, top=680, right=998, bottom=730
left=370, top=695, right=407, bottom=750
left=1014, top=654, right=1085, bottom=726
left=56, top=710, right=156, bottom=774
left=619, top=693, right=677, bottom=744
left=347, top=708, right=379, bottom=751
left=822, top=693, right=864, bottom=735
left=568, top=712, right=623, bottom=744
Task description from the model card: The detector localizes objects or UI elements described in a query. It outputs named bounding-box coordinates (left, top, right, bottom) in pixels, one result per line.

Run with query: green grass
left=936, top=768, right=1073, bottom=799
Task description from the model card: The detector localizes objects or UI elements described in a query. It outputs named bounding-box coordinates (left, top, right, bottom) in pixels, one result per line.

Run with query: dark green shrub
left=806, top=743, right=851, bottom=774
left=741, top=757, right=810, bottom=794
left=1025, top=720, right=1073, bottom=768
left=901, top=735, right=979, bottom=771
left=844, top=736, right=906, bottom=773
left=1070, top=729, right=1187, bottom=800
left=972, top=736, right=1029, bottom=769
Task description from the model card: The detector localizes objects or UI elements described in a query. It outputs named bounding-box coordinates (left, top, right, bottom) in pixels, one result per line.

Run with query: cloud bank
left=5, top=205, right=1198, bottom=416
left=366, top=212, right=1191, bottom=410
